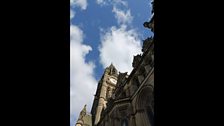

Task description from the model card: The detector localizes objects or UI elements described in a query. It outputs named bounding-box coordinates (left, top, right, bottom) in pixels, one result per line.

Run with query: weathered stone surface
left=132, top=54, right=142, bottom=68
left=105, top=63, right=118, bottom=77
left=116, top=72, right=128, bottom=88
left=142, top=37, right=153, bottom=53
left=76, top=105, right=92, bottom=126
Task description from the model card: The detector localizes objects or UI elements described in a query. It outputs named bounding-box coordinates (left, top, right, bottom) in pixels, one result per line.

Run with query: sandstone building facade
left=75, top=1, right=154, bottom=126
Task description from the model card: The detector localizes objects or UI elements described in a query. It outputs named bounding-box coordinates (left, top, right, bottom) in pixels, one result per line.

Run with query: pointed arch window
left=121, top=119, right=128, bottom=126
left=147, top=105, right=154, bottom=126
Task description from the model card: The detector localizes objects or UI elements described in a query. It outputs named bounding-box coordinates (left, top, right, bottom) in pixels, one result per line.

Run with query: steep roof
left=82, top=113, right=92, bottom=126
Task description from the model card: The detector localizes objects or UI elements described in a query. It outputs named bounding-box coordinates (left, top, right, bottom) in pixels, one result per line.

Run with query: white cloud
left=70, top=9, right=75, bottom=19
left=70, top=25, right=97, bottom=125
left=97, top=0, right=139, bottom=73
left=112, top=7, right=133, bottom=24
left=70, top=1, right=141, bottom=126
left=96, top=0, right=127, bottom=7
left=70, top=0, right=93, bottom=125
left=95, top=0, right=132, bottom=25
left=99, top=25, right=142, bottom=73
left=70, top=0, right=87, bottom=21
left=71, top=0, right=88, bottom=10
left=96, top=0, right=106, bottom=5
left=114, top=0, right=128, bottom=7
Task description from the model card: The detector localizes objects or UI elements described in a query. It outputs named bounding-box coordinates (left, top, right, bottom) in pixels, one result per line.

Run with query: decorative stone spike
left=106, top=63, right=118, bottom=77
left=132, top=54, right=142, bottom=68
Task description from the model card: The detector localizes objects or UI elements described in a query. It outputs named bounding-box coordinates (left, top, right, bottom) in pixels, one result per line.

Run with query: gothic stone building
left=75, top=1, right=154, bottom=126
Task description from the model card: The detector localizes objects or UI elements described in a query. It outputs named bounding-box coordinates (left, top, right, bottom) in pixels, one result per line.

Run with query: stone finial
left=78, top=104, right=87, bottom=120
left=83, top=104, right=87, bottom=110
left=105, top=63, right=118, bottom=77
left=132, top=54, right=142, bottom=68
left=144, top=21, right=153, bottom=30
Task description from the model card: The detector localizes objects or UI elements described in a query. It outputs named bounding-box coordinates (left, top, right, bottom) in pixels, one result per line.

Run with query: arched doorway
left=135, top=86, right=154, bottom=126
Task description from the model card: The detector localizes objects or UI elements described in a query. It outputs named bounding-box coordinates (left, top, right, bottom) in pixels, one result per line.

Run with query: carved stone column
left=129, top=116, right=136, bottom=126
left=135, top=109, right=150, bottom=126
left=107, top=87, right=113, bottom=98
left=95, top=83, right=108, bottom=125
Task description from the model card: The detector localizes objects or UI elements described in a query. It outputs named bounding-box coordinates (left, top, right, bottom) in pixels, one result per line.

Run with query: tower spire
left=106, top=63, right=118, bottom=77
left=76, top=105, right=87, bottom=126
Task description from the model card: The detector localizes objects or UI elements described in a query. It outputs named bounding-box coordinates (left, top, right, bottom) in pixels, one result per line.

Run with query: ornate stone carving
left=133, top=75, right=141, bottom=87
left=106, top=63, right=118, bottom=77
left=143, top=21, right=152, bottom=29
left=144, top=64, right=152, bottom=74
left=79, top=104, right=87, bottom=120
left=142, top=37, right=153, bottom=53
left=138, top=75, right=145, bottom=84
left=129, top=78, right=139, bottom=95
left=143, top=13, right=154, bottom=32
left=116, top=72, right=128, bottom=87
left=132, top=54, right=142, bottom=68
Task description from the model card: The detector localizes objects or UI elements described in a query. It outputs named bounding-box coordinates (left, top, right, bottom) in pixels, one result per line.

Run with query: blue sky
left=70, top=0, right=152, bottom=125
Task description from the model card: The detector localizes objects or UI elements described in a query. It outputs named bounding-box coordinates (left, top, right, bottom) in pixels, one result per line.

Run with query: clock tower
left=91, top=63, right=118, bottom=126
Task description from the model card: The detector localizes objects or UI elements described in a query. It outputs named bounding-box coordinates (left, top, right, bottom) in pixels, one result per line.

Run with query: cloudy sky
left=70, top=0, right=153, bottom=125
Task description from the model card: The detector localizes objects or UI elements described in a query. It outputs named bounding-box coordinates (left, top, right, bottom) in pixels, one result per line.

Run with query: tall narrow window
left=121, top=119, right=128, bottom=126
left=147, top=106, right=154, bottom=126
